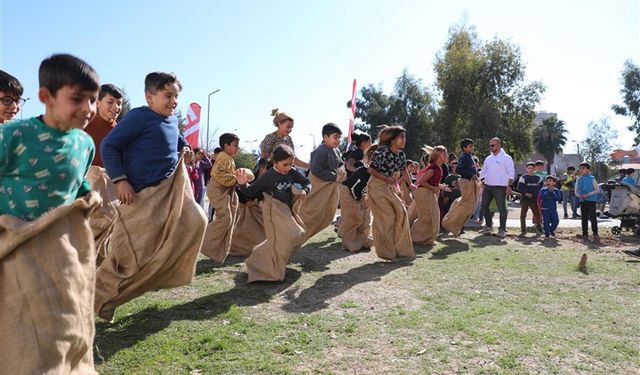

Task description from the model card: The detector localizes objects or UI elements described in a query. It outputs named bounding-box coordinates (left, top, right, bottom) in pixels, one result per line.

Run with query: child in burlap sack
left=299, top=123, right=346, bottom=241
left=97, top=72, right=207, bottom=321
left=338, top=143, right=378, bottom=252
left=201, top=132, right=242, bottom=263
left=236, top=144, right=310, bottom=282
left=0, top=54, right=101, bottom=374
left=410, top=146, right=451, bottom=245
left=366, top=125, right=415, bottom=260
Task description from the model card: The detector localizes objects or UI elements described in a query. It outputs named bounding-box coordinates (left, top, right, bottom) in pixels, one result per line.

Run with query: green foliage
left=176, top=109, right=187, bottom=135
left=234, top=148, right=257, bottom=169
left=612, top=60, right=640, bottom=144
left=433, top=23, right=545, bottom=160
left=580, top=116, right=618, bottom=181
left=533, top=116, right=568, bottom=173
left=352, top=70, right=435, bottom=160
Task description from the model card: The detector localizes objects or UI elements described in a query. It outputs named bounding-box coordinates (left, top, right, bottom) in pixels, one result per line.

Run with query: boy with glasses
left=0, top=69, right=25, bottom=123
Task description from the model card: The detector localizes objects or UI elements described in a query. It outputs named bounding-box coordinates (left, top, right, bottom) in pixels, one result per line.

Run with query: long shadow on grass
left=281, top=260, right=411, bottom=313
left=94, top=268, right=301, bottom=363
left=196, top=256, right=246, bottom=275
left=291, top=236, right=358, bottom=272
left=428, top=239, right=469, bottom=259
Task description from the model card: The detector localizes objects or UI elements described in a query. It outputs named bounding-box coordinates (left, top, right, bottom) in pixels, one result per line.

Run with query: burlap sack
left=337, top=184, right=373, bottom=252
left=201, top=180, right=238, bottom=263
left=86, top=166, right=119, bottom=266
left=299, top=173, right=339, bottom=242
left=246, top=194, right=306, bottom=282
left=410, top=187, right=440, bottom=245
left=0, top=193, right=101, bottom=375
left=94, top=160, right=207, bottom=321
left=367, top=177, right=415, bottom=260
left=229, top=200, right=265, bottom=257
left=400, top=179, right=413, bottom=207
left=441, top=178, right=481, bottom=235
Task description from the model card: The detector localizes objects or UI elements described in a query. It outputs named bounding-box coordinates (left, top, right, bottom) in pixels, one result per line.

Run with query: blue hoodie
left=575, top=173, right=599, bottom=203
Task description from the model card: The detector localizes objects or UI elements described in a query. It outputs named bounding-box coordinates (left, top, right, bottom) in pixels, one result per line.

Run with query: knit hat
left=271, top=108, right=294, bottom=126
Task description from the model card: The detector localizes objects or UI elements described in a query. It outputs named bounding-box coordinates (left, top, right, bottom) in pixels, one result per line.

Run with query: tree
left=234, top=149, right=257, bottom=170
left=533, top=117, right=568, bottom=174
left=433, top=23, right=545, bottom=161
left=116, top=87, right=132, bottom=122
left=612, top=60, right=640, bottom=144
left=350, top=70, right=435, bottom=160
left=580, top=116, right=618, bottom=181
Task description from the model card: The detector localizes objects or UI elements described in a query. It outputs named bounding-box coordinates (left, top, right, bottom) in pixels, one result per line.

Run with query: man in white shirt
left=611, top=146, right=640, bottom=258
left=479, top=138, right=515, bottom=238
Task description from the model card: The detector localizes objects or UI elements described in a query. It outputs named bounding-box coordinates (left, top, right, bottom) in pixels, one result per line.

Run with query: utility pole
left=206, top=89, right=220, bottom=149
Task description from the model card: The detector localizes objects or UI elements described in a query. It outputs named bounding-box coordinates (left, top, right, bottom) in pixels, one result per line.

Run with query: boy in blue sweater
left=101, top=72, right=187, bottom=204
left=539, top=175, right=562, bottom=238
left=517, top=162, right=543, bottom=236
left=575, top=162, right=600, bottom=242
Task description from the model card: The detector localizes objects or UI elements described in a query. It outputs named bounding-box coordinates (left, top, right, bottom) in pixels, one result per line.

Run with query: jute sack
left=246, top=194, right=306, bottom=282
left=94, top=160, right=207, bottom=321
left=400, top=179, right=413, bottom=207
left=0, top=192, right=101, bottom=375
left=86, top=166, right=118, bottom=266
left=229, top=200, right=265, bottom=257
left=410, top=187, right=440, bottom=245
left=200, top=180, right=238, bottom=263
left=441, top=178, right=481, bottom=235
left=299, top=173, right=339, bottom=242
left=337, top=184, right=373, bottom=252
left=367, top=177, right=415, bottom=260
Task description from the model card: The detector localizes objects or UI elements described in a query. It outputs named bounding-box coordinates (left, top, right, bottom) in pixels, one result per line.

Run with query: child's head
left=545, top=175, right=557, bottom=188
left=271, top=108, right=294, bottom=135
left=193, top=147, right=206, bottom=160
left=219, top=133, right=240, bottom=156
left=526, top=162, right=535, bottom=175
left=321, top=122, right=342, bottom=149
left=460, top=138, right=474, bottom=153
left=429, top=145, right=448, bottom=164
left=363, top=144, right=379, bottom=165
left=405, top=160, right=417, bottom=173
left=97, top=84, right=124, bottom=122
left=144, top=72, right=181, bottom=117
left=567, top=165, right=576, bottom=174
left=578, top=162, right=591, bottom=175
left=626, top=168, right=635, bottom=176
left=272, top=144, right=295, bottom=175
left=38, top=54, right=100, bottom=130
left=377, top=125, right=406, bottom=149
left=0, top=69, right=24, bottom=123
left=535, top=160, right=545, bottom=171
left=353, top=132, right=372, bottom=150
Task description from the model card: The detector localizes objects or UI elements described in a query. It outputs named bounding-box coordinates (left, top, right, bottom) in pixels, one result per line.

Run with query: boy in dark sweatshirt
left=517, top=162, right=543, bottom=236
left=539, top=175, right=562, bottom=238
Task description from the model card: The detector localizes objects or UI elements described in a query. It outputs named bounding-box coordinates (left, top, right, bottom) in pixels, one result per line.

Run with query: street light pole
left=308, top=133, right=316, bottom=149
left=206, top=89, right=220, bottom=149
left=20, top=97, right=30, bottom=119
left=571, top=139, right=580, bottom=155
left=245, top=139, right=257, bottom=154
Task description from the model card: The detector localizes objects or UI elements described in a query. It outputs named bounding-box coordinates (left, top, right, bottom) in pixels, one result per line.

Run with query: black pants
left=580, top=201, right=598, bottom=236
left=482, top=185, right=507, bottom=231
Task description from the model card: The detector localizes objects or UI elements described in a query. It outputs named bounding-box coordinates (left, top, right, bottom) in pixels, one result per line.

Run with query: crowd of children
left=1, top=54, right=638, bottom=372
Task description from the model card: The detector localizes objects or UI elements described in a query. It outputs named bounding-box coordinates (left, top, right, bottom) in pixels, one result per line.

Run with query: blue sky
left=1, top=0, right=638, bottom=160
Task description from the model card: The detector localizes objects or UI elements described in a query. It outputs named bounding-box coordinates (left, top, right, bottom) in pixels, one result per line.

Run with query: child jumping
left=237, top=144, right=311, bottom=282
left=367, top=125, right=415, bottom=260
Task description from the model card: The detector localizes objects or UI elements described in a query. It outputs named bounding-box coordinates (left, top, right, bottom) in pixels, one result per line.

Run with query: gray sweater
left=309, top=144, right=343, bottom=182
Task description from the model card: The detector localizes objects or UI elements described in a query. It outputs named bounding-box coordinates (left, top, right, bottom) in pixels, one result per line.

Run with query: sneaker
left=518, top=232, right=527, bottom=238
left=497, top=229, right=507, bottom=238
left=564, top=214, right=569, bottom=219
left=623, top=249, right=640, bottom=258
left=545, top=234, right=550, bottom=239
left=479, top=227, right=493, bottom=235
left=592, top=235, right=601, bottom=243
left=550, top=232, right=556, bottom=238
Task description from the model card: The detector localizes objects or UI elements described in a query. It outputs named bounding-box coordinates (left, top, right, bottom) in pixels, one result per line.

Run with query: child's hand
left=292, top=184, right=306, bottom=196
left=235, top=169, right=249, bottom=185
left=336, top=167, right=347, bottom=183
left=115, top=180, right=136, bottom=205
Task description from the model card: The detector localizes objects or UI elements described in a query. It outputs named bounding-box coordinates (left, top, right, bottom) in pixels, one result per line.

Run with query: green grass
left=95, top=230, right=640, bottom=374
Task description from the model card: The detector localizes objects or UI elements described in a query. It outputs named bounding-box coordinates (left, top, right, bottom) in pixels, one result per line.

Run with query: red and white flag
left=348, top=79, right=357, bottom=146
left=184, top=102, right=202, bottom=148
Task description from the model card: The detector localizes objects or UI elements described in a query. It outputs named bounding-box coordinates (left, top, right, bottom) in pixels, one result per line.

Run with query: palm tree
left=533, top=117, right=568, bottom=174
